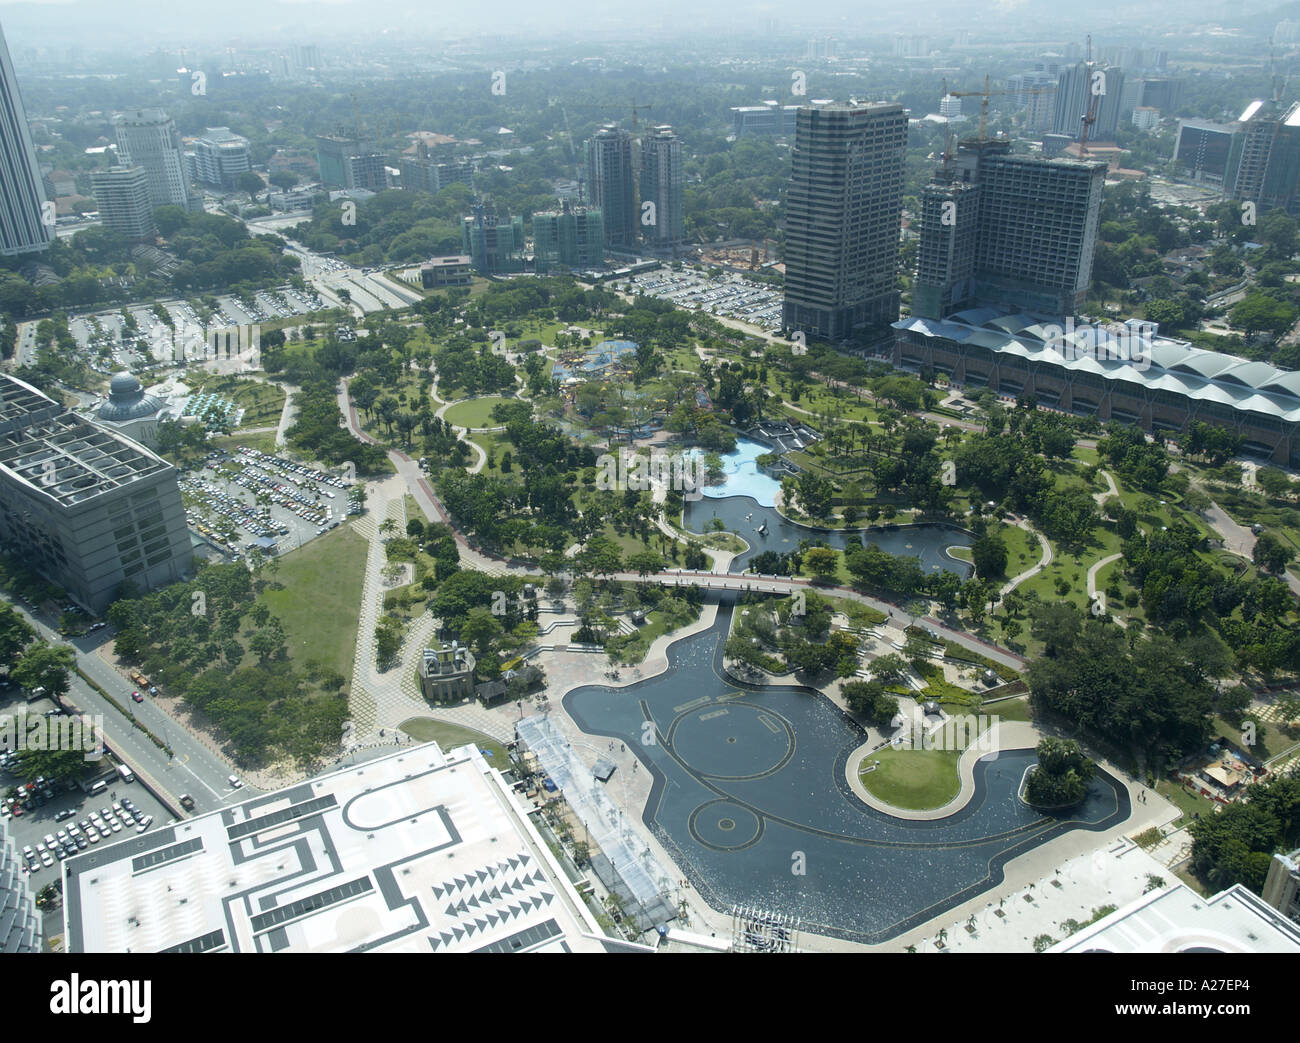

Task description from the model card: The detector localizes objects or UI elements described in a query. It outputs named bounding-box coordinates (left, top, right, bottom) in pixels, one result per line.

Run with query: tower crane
left=940, top=76, right=1055, bottom=143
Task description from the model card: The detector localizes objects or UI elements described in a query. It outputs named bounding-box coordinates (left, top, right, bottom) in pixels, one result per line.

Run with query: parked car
left=131, top=691, right=144, bottom=703
left=228, top=775, right=242, bottom=788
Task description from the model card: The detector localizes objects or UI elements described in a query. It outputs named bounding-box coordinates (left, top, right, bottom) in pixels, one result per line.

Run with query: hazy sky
left=0, top=0, right=1280, bottom=53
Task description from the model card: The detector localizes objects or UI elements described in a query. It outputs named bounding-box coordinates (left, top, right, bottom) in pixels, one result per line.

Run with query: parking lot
left=180, top=446, right=352, bottom=557
left=1, top=703, right=175, bottom=891
left=68, top=285, right=329, bottom=368
left=625, top=268, right=784, bottom=331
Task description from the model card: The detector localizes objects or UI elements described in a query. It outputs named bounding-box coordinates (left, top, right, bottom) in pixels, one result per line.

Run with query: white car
left=228, top=775, right=242, bottom=788
left=40, top=850, right=53, bottom=867
left=87, top=830, right=100, bottom=844
left=136, top=815, right=153, bottom=833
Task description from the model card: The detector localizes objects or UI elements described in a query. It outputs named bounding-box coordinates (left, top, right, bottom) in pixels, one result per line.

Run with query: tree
left=11, top=643, right=75, bottom=697
left=1253, top=531, right=1292, bottom=576
left=1024, top=737, right=1095, bottom=807
left=236, top=170, right=266, bottom=202
left=1256, top=467, right=1294, bottom=500
left=971, top=534, right=1008, bottom=579
left=804, top=546, right=839, bottom=580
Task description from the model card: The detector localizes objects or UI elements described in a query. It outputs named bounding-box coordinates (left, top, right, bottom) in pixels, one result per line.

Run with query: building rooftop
left=1050, top=882, right=1300, bottom=953
left=0, top=373, right=60, bottom=434
left=63, top=742, right=643, bottom=953
left=896, top=309, right=1300, bottom=422
left=95, top=371, right=164, bottom=424
left=0, top=410, right=172, bottom=508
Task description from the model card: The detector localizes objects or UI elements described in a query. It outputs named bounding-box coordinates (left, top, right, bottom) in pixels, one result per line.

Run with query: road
left=4, top=596, right=255, bottom=816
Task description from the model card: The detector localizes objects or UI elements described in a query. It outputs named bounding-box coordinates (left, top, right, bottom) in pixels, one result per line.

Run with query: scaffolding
left=515, top=714, right=677, bottom=932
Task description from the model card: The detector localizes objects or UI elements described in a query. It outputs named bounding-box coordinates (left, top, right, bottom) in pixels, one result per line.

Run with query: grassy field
left=398, top=717, right=512, bottom=770
left=212, top=430, right=279, bottom=455
left=443, top=396, right=512, bottom=429
left=190, top=375, right=286, bottom=429
left=258, top=524, right=368, bottom=679
left=858, top=745, right=963, bottom=810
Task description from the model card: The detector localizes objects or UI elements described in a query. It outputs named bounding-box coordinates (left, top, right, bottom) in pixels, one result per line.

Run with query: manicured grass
left=986, top=695, right=1032, bottom=723
left=443, top=395, right=513, bottom=429
left=398, top=718, right=512, bottom=768
left=213, top=430, right=278, bottom=455
left=858, top=745, right=963, bottom=810
left=1155, top=777, right=1215, bottom=825
left=258, top=524, right=368, bottom=680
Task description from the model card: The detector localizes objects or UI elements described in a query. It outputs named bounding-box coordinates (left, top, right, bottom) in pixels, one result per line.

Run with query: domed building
left=94, top=371, right=165, bottom=447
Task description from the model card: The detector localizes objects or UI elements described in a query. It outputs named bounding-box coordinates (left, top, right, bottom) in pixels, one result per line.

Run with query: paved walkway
left=1086, top=553, right=1122, bottom=600
left=998, top=519, right=1052, bottom=598
left=1093, top=468, right=1118, bottom=507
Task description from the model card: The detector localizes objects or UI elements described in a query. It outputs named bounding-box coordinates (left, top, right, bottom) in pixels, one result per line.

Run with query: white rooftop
left=64, top=743, right=642, bottom=953
left=1051, top=882, right=1300, bottom=953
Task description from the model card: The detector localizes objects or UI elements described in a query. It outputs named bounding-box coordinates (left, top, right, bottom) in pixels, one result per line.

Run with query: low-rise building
left=418, top=642, right=475, bottom=703
left=1262, top=847, right=1300, bottom=926
left=420, top=255, right=473, bottom=289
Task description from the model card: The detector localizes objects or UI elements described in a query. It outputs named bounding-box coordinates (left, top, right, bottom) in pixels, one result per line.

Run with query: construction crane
left=940, top=76, right=1055, bottom=142
left=1078, top=35, right=1100, bottom=159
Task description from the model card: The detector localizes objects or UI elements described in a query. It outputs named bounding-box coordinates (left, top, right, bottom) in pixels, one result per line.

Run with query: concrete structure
left=782, top=101, right=907, bottom=340
left=113, top=109, right=193, bottom=211
left=62, top=742, right=646, bottom=953
left=1262, top=847, right=1300, bottom=926
left=1, top=817, right=41, bottom=952
left=914, top=138, right=1104, bottom=319
left=639, top=125, right=685, bottom=249
left=1132, top=106, right=1161, bottom=132
left=1050, top=882, right=1300, bottom=953
left=533, top=201, right=604, bottom=272
left=0, top=19, right=51, bottom=256
left=1230, top=99, right=1300, bottom=217
left=462, top=207, right=523, bottom=275
left=90, top=166, right=155, bottom=241
left=585, top=124, right=637, bottom=250
left=1174, top=119, right=1242, bottom=187
left=418, top=643, right=475, bottom=703
left=1051, top=60, right=1126, bottom=143
left=399, top=142, right=473, bottom=195
left=191, top=127, right=251, bottom=189
left=419, top=255, right=473, bottom=289
left=0, top=373, right=191, bottom=613
left=893, top=307, right=1300, bottom=465
left=93, top=371, right=167, bottom=447
left=316, top=134, right=389, bottom=192
left=729, top=103, right=799, bottom=137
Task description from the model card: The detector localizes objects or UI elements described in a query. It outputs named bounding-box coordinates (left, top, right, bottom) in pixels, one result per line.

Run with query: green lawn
left=858, top=745, right=963, bottom=810
left=190, top=375, right=286, bottom=429
left=398, top=717, right=512, bottom=769
left=443, top=396, right=513, bottom=429
left=258, top=525, right=368, bottom=679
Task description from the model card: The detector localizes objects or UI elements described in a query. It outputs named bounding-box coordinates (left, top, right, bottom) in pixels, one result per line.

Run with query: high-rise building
left=0, top=19, right=51, bottom=256
left=0, top=373, right=192, bottom=614
left=1, top=817, right=41, bottom=952
left=1174, top=119, right=1242, bottom=186
left=1051, top=61, right=1126, bottom=143
left=781, top=101, right=908, bottom=341
left=398, top=142, right=473, bottom=195
left=533, top=201, right=604, bottom=272
left=90, top=166, right=155, bottom=240
left=191, top=127, right=251, bottom=189
left=462, top=206, right=523, bottom=274
left=113, top=109, right=193, bottom=211
left=585, top=125, right=636, bottom=250
left=913, top=138, right=1105, bottom=318
left=316, top=132, right=388, bottom=192
left=1230, top=99, right=1300, bottom=217
left=638, top=125, right=684, bottom=249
